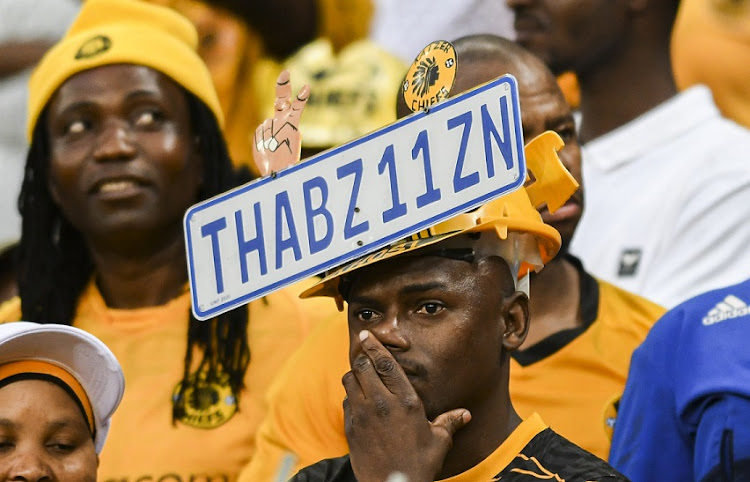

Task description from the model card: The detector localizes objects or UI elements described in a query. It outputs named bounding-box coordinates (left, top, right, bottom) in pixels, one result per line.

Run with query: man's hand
left=252, top=70, right=310, bottom=177
left=343, top=330, right=471, bottom=482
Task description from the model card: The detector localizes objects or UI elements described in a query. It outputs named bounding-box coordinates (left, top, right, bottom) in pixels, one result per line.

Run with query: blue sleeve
left=609, top=315, right=693, bottom=481
left=692, top=395, right=750, bottom=482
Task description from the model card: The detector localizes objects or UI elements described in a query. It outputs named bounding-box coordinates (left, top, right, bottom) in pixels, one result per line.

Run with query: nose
left=367, top=312, right=410, bottom=352
left=92, top=119, right=136, bottom=162
left=7, top=448, right=54, bottom=481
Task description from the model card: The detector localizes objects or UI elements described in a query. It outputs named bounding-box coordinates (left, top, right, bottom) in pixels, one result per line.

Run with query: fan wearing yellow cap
left=0, top=0, right=339, bottom=480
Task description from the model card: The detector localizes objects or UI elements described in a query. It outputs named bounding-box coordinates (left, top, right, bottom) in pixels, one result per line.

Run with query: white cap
left=0, top=322, right=125, bottom=454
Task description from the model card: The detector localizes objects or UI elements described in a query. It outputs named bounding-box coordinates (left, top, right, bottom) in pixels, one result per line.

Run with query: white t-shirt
left=570, top=86, right=750, bottom=309
left=369, top=0, right=515, bottom=64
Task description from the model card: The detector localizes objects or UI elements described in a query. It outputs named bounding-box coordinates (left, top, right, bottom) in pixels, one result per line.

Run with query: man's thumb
left=431, top=409, right=471, bottom=439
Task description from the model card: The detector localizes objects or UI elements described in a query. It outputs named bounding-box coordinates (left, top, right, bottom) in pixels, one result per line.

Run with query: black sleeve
left=289, top=455, right=356, bottom=482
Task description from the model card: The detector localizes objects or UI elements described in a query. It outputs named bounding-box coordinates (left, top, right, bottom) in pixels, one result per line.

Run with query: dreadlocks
left=17, top=91, right=251, bottom=423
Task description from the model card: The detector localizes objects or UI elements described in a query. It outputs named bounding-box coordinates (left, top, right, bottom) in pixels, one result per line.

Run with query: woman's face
left=0, top=379, right=98, bottom=481
left=45, top=64, right=203, bottom=246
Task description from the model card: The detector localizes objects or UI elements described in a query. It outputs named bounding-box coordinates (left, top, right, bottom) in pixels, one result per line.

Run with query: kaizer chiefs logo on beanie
left=75, top=35, right=112, bottom=60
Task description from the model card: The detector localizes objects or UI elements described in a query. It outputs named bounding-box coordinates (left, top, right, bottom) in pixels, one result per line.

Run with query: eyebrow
left=0, top=418, right=15, bottom=428
left=57, top=100, right=96, bottom=118
left=547, top=114, right=575, bottom=129
left=399, top=282, right=449, bottom=296
left=124, top=89, right=161, bottom=101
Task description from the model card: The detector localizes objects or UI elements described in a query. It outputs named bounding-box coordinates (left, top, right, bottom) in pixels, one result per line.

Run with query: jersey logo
left=703, top=295, right=750, bottom=326
left=75, top=35, right=111, bottom=60
left=172, top=368, right=237, bottom=429
left=617, top=248, right=642, bottom=277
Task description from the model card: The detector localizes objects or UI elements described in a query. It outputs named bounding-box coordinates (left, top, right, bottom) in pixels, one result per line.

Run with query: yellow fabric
left=672, top=0, right=750, bottom=128
left=556, top=71, right=580, bottom=110
left=0, top=360, right=95, bottom=434
left=317, top=0, right=373, bottom=53
left=439, top=413, right=547, bottom=482
left=27, top=0, right=223, bottom=142
left=0, top=278, right=340, bottom=482
left=238, top=278, right=663, bottom=479
left=509, top=279, right=665, bottom=459
left=254, top=38, right=406, bottom=149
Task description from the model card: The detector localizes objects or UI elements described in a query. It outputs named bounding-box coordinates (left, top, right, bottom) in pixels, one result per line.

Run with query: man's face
left=453, top=57, right=583, bottom=248
left=519, top=73, right=583, bottom=248
left=345, top=250, right=522, bottom=420
left=506, top=0, right=630, bottom=74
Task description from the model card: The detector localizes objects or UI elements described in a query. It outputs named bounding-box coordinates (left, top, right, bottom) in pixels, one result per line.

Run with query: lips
left=513, top=13, right=547, bottom=42
left=539, top=198, right=582, bottom=224
left=89, top=174, right=151, bottom=199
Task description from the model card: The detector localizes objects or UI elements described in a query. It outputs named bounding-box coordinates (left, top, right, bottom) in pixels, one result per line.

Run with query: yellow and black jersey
left=510, top=255, right=665, bottom=459
left=291, top=413, right=628, bottom=481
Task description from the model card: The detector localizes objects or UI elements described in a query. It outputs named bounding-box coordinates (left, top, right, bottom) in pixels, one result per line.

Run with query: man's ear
left=501, top=291, right=530, bottom=352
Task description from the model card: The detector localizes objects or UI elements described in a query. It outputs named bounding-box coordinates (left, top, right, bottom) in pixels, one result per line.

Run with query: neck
left=522, top=255, right=581, bottom=349
left=438, top=368, right=521, bottom=479
left=87, top=231, right=189, bottom=309
left=577, top=30, right=676, bottom=143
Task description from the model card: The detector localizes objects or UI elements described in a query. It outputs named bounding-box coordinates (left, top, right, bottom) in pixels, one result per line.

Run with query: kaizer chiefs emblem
left=412, top=56, right=440, bottom=97
left=75, top=35, right=112, bottom=60
left=403, top=40, right=457, bottom=113
left=172, top=369, right=237, bottom=429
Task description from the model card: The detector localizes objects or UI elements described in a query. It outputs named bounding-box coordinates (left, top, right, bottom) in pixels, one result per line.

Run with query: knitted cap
left=27, top=0, right=223, bottom=142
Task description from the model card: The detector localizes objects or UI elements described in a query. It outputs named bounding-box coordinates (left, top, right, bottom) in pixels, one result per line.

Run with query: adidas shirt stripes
left=610, top=277, right=750, bottom=481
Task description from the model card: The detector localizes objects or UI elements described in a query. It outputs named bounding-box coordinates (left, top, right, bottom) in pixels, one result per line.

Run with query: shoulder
left=290, top=455, right=354, bottom=482
left=516, top=428, right=629, bottom=481
left=596, top=278, right=665, bottom=333
left=0, top=296, right=21, bottom=323
left=646, top=278, right=750, bottom=344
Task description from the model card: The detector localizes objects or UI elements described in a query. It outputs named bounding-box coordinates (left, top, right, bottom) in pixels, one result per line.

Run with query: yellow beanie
left=27, top=0, right=223, bottom=142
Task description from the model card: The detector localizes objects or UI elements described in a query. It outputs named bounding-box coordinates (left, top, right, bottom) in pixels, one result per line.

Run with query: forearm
left=0, top=40, right=54, bottom=77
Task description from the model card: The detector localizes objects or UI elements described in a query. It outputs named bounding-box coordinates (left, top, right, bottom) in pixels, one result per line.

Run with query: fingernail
left=462, top=410, right=472, bottom=423
left=359, top=330, right=369, bottom=341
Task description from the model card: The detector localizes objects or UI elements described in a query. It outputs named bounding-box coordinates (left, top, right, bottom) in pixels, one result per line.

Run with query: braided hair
left=17, top=91, right=251, bottom=423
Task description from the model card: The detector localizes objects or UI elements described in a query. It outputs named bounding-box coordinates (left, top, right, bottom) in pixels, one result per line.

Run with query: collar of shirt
left=582, top=85, right=720, bottom=172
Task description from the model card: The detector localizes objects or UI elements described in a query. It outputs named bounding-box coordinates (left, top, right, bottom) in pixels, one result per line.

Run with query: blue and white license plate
left=185, top=74, right=526, bottom=320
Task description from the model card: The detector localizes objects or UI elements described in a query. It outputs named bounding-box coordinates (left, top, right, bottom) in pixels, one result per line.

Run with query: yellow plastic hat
left=27, top=0, right=223, bottom=142
left=300, top=131, right=578, bottom=305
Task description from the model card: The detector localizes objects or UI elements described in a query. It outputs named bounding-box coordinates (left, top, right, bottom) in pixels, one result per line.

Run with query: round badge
left=402, top=40, right=457, bottom=113
left=172, top=370, right=237, bottom=429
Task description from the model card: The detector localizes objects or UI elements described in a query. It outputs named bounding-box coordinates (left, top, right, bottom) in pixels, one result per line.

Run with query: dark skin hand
left=343, top=330, right=471, bottom=482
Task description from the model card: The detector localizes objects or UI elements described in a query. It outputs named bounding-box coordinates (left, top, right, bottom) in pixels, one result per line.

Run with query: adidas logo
left=702, top=295, right=750, bottom=326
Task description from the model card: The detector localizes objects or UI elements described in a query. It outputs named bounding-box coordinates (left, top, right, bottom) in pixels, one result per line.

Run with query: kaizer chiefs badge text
left=403, top=40, right=457, bottom=113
